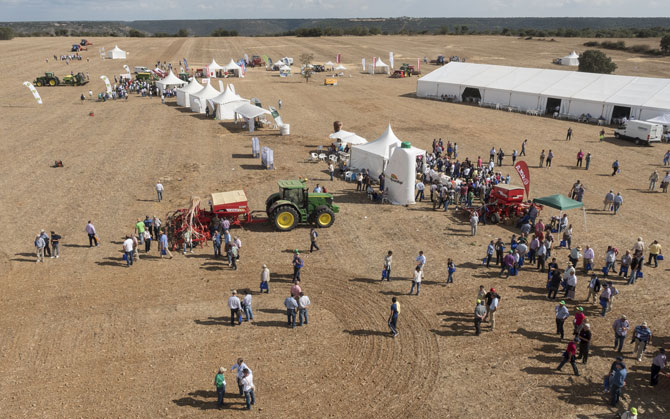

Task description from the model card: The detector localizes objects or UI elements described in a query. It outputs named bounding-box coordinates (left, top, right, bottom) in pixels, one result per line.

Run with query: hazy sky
left=1, top=0, right=669, bottom=21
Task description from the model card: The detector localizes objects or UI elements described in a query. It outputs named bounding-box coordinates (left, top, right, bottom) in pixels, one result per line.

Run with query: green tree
left=661, top=35, right=670, bottom=55
left=299, top=53, right=314, bottom=83
left=0, top=27, right=14, bottom=40
left=578, top=50, right=617, bottom=74
left=176, top=29, right=188, bottom=37
left=129, top=29, right=146, bottom=37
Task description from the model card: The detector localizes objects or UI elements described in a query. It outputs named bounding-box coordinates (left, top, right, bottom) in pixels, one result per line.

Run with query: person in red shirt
left=556, top=338, right=580, bottom=376
left=573, top=307, right=586, bottom=336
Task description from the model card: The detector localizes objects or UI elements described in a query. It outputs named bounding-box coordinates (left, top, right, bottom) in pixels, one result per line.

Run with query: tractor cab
left=279, top=179, right=308, bottom=207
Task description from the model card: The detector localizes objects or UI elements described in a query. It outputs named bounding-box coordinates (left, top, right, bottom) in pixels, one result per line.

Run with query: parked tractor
left=265, top=179, right=339, bottom=231
left=61, top=72, right=88, bottom=86
left=248, top=55, right=264, bottom=68
left=80, top=39, right=93, bottom=46
left=136, top=72, right=157, bottom=82
left=33, top=72, right=60, bottom=87
left=399, top=63, right=421, bottom=75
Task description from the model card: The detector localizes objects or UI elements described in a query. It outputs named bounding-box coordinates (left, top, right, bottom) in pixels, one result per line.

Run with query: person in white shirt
left=613, top=193, right=623, bottom=215
left=242, top=290, right=253, bottom=322
left=228, top=290, right=242, bottom=326
left=383, top=250, right=393, bottom=281
left=328, top=162, right=334, bottom=181
left=603, top=190, right=615, bottom=211
left=230, top=358, right=250, bottom=396
left=155, top=182, right=164, bottom=202
left=415, top=181, right=425, bottom=201
left=470, top=212, right=479, bottom=236
left=241, top=369, right=255, bottom=410
left=488, top=295, right=499, bottom=331
left=34, top=234, right=45, bottom=263
left=298, top=292, right=311, bottom=326
left=410, top=265, right=422, bottom=295
left=123, top=236, right=134, bottom=267
left=260, top=264, right=270, bottom=293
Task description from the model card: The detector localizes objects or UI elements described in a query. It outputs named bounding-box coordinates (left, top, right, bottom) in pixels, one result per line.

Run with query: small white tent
left=189, top=81, right=220, bottom=113
left=329, top=130, right=368, bottom=147
left=368, top=58, right=390, bottom=75
left=384, top=142, right=426, bottom=205
left=647, top=113, right=670, bottom=126
left=210, top=85, right=250, bottom=120
left=156, top=70, right=187, bottom=94
left=108, top=45, right=127, bottom=59
left=207, top=59, right=224, bottom=77
left=223, top=59, right=243, bottom=77
left=349, top=124, right=402, bottom=178
left=176, top=78, right=203, bottom=107
left=560, top=51, right=579, bottom=66
left=335, top=64, right=347, bottom=71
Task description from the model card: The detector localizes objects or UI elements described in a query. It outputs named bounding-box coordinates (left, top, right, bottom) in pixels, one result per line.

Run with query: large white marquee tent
left=209, top=85, right=250, bottom=120
left=416, top=62, right=670, bottom=123
left=207, top=59, right=224, bottom=77
left=176, top=78, right=203, bottom=107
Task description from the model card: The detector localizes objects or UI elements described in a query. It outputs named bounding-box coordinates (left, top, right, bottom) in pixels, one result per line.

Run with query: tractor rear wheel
left=490, top=212, right=501, bottom=224
left=273, top=206, right=298, bottom=231
left=314, top=207, right=335, bottom=228
left=48, top=79, right=56, bottom=86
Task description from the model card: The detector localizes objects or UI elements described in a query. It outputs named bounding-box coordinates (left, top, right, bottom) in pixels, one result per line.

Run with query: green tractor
left=265, top=179, right=339, bottom=231
left=136, top=72, right=157, bottom=82
left=61, top=72, right=88, bottom=86
left=33, top=72, right=60, bottom=87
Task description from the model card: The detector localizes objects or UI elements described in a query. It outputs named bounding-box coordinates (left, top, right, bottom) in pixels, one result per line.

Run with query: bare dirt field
left=0, top=35, right=669, bottom=418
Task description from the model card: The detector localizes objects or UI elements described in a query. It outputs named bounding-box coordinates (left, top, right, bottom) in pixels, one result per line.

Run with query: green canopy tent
left=532, top=194, right=587, bottom=231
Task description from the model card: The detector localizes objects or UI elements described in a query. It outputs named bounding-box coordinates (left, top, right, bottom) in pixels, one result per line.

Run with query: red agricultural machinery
left=459, top=184, right=541, bottom=224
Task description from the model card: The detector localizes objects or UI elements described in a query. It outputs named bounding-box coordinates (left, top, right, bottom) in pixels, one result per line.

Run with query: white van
left=614, top=120, right=663, bottom=145
left=133, top=66, right=149, bottom=74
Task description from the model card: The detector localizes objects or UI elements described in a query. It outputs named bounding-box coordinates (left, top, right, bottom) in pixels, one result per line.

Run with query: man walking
left=650, top=348, right=666, bottom=386
left=486, top=240, right=495, bottom=268
left=613, top=192, right=623, bottom=215
left=555, top=301, right=570, bottom=340
left=123, top=235, right=134, bottom=267
left=242, top=290, right=253, bottom=322
left=298, top=292, right=310, bottom=326
left=609, top=363, right=627, bottom=407
left=86, top=221, right=98, bottom=247
left=612, top=159, right=620, bottom=176
left=649, top=170, right=659, bottom=191
left=520, top=139, right=527, bottom=156
left=388, top=297, right=399, bottom=337
left=576, top=323, right=592, bottom=364
left=284, top=293, right=298, bottom=328
left=159, top=230, right=173, bottom=259
left=632, top=322, right=652, bottom=361
left=155, top=181, right=164, bottom=202
left=410, top=266, right=422, bottom=296
left=382, top=250, right=392, bottom=281
left=470, top=211, right=479, bottom=236
left=309, top=228, right=319, bottom=252
left=585, top=274, right=601, bottom=303
left=557, top=339, right=580, bottom=376
left=474, top=299, right=487, bottom=336
left=260, top=264, right=270, bottom=293
left=292, top=250, right=303, bottom=282
left=647, top=240, right=662, bottom=268
left=228, top=290, right=242, bottom=326
left=612, top=315, right=629, bottom=353
left=566, top=127, right=573, bottom=141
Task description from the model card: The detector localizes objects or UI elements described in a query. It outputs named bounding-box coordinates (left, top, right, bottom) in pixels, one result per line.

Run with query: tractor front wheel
left=273, top=206, right=298, bottom=231
left=314, top=207, right=335, bottom=228
left=489, top=212, right=501, bottom=224
left=35, top=81, right=42, bottom=86
left=48, top=79, right=56, bottom=86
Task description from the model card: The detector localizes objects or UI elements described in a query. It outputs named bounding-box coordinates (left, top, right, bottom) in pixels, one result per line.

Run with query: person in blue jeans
left=609, top=363, right=627, bottom=406
left=447, top=258, right=455, bottom=283
left=388, top=297, right=399, bottom=337
left=284, top=294, right=298, bottom=328
left=410, top=266, right=422, bottom=295
left=212, top=231, right=221, bottom=258
left=298, top=292, right=310, bottom=326
left=292, top=250, right=303, bottom=282
left=242, top=290, right=253, bottom=322
left=123, top=236, right=134, bottom=267
left=241, top=369, right=255, bottom=410
left=214, top=367, right=226, bottom=409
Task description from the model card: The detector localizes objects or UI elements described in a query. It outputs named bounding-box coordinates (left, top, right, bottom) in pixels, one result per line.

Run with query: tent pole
left=582, top=207, right=587, bottom=232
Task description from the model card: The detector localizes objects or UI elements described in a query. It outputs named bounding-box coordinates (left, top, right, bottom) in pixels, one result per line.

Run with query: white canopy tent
left=207, top=59, right=224, bottom=77
left=108, top=45, right=127, bottom=59
left=416, top=62, right=670, bottom=123
left=210, top=85, right=250, bottom=120
left=329, top=130, right=368, bottom=147
left=222, top=59, right=243, bottom=77
left=335, top=64, right=347, bottom=71
left=384, top=142, right=426, bottom=205
left=176, top=78, right=203, bottom=107
left=560, top=51, right=580, bottom=66
left=646, top=113, right=670, bottom=126
left=156, top=70, right=187, bottom=93
left=189, top=81, right=220, bottom=113
left=234, top=103, right=272, bottom=132
left=349, top=124, right=402, bottom=178
left=368, top=58, right=390, bottom=75
left=324, top=61, right=335, bottom=69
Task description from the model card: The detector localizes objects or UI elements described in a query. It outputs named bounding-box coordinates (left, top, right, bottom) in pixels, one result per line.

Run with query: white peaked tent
left=329, top=130, right=368, bottom=147
left=335, top=64, right=347, bottom=71
left=384, top=142, right=426, bottom=205
left=325, top=61, right=335, bottom=69
left=223, top=59, right=243, bottom=77
left=156, top=70, right=187, bottom=93
left=176, top=78, right=203, bottom=107
left=207, top=59, right=224, bottom=77
left=108, top=45, right=127, bottom=59
left=210, top=85, right=250, bottom=120
left=560, top=51, right=580, bottom=66
left=368, top=58, right=390, bottom=75
left=350, top=124, right=402, bottom=178
left=647, top=113, right=670, bottom=126
left=189, top=81, right=220, bottom=113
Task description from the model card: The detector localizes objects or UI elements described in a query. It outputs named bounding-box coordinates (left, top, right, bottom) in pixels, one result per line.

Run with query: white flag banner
left=362, top=58, right=366, bottom=71
left=389, top=52, right=394, bottom=69
left=23, top=81, right=43, bottom=104
left=100, top=75, right=112, bottom=94
left=123, top=65, right=130, bottom=73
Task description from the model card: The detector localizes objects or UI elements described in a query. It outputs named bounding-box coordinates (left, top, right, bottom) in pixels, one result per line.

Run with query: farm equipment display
left=248, top=56, right=264, bottom=68
left=61, top=72, right=88, bottom=86
left=136, top=72, right=158, bottom=82
left=166, top=180, right=339, bottom=249
left=400, top=63, right=421, bottom=75
left=71, top=44, right=87, bottom=52
left=80, top=39, right=93, bottom=46
left=390, top=70, right=406, bottom=78
left=33, top=72, right=60, bottom=86
left=178, top=72, right=191, bottom=82
left=459, top=184, right=541, bottom=224
left=430, top=56, right=445, bottom=65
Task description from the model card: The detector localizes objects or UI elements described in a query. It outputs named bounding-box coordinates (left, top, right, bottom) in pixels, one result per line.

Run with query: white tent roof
left=191, top=81, right=220, bottom=101
left=235, top=103, right=271, bottom=119
left=335, top=64, right=347, bottom=70
left=374, top=58, right=389, bottom=68
left=208, top=59, right=224, bottom=70
left=566, top=51, right=579, bottom=58
left=329, top=130, right=368, bottom=145
left=156, top=70, right=187, bottom=87
left=211, top=84, right=244, bottom=105
left=177, top=77, right=203, bottom=94
left=223, top=59, right=242, bottom=71
left=349, top=124, right=402, bottom=177
left=325, top=61, right=335, bottom=66
left=110, top=45, right=125, bottom=53
left=646, top=113, right=670, bottom=125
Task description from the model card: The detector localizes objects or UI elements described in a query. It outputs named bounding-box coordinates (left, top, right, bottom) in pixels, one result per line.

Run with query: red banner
left=336, top=54, right=341, bottom=64
left=417, top=57, right=421, bottom=72
left=514, top=161, right=531, bottom=198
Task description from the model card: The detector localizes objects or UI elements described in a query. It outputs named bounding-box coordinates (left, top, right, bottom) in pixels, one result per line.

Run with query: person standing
left=469, top=211, right=479, bottom=236
left=487, top=292, right=500, bottom=331
left=649, top=170, right=659, bottom=191
left=585, top=274, right=601, bottom=303
left=585, top=152, right=592, bottom=170
left=356, top=172, right=363, bottom=191
left=556, top=339, right=580, bottom=376
left=548, top=267, right=562, bottom=300
left=613, top=192, right=623, bottom=215
left=242, top=290, right=253, bottom=322
left=309, top=228, right=319, bottom=253
left=416, top=250, right=426, bottom=275
left=382, top=250, right=392, bottom=281
left=512, top=149, right=518, bottom=165
left=50, top=231, right=61, bottom=258
left=609, top=363, right=627, bottom=407
left=576, top=150, right=584, bottom=167
left=214, top=367, right=226, bottom=409
left=647, top=240, right=662, bottom=268
left=555, top=301, right=569, bottom=340
left=143, top=229, right=152, bottom=253
left=155, top=181, right=164, bottom=202
left=328, top=162, right=334, bottom=181
left=566, top=127, right=573, bottom=141
left=39, top=230, right=51, bottom=258
left=501, top=251, right=515, bottom=278
left=34, top=234, right=45, bottom=263
left=474, top=299, right=487, bottom=336
left=520, top=139, right=527, bottom=156
left=546, top=150, right=554, bottom=168
left=153, top=216, right=162, bottom=240
left=603, top=190, right=615, bottom=211
left=284, top=293, right=298, bottom=328
left=650, top=348, right=666, bottom=386
left=536, top=240, right=547, bottom=272
left=632, top=322, right=652, bottom=361
left=241, top=369, right=255, bottom=410
left=86, top=221, right=98, bottom=247
left=612, top=160, right=620, bottom=176
left=495, top=238, right=505, bottom=266
left=486, top=240, right=495, bottom=268
left=230, top=358, right=249, bottom=396
left=260, top=264, right=270, bottom=293
left=123, top=235, right=134, bottom=267
left=291, top=280, right=302, bottom=299
left=159, top=230, right=173, bottom=259
left=415, top=180, right=425, bottom=201
left=212, top=230, right=221, bottom=258
left=447, top=258, right=456, bottom=284
left=573, top=306, right=585, bottom=336
left=228, top=290, right=242, bottom=326
left=292, top=250, right=303, bottom=282
left=388, top=297, right=400, bottom=337
left=576, top=323, right=592, bottom=364
left=409, top=265, right=422, bottom=296
left=599, top=284, right=612, bottom=317
left=298, top=292, right=310, bottom=326
left=539, top=150, right=545, bottom=167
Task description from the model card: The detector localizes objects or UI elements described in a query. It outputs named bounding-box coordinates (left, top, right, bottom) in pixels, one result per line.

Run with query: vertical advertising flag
left=389, top=52, right=394, bottom=69
left=23, top=82, right=43, bottom=104
left=123, top=65, right=130, bottom=74
left=362, top=58, right=366, bottom=71
left=99, top=75, right=112, bottom=94
left=336, top=53, right=341, bottom=64
left=417, top=58, right=421, bottom=72
left=514, top=161, right=531, bottom=197
left=373, top=57, right=377, bottom=72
